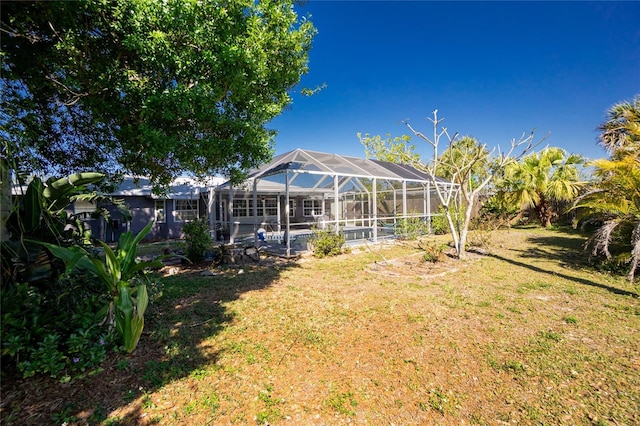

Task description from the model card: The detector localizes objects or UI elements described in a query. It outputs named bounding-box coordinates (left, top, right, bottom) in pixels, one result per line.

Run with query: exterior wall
left=89, top=195, right=204, bottom=242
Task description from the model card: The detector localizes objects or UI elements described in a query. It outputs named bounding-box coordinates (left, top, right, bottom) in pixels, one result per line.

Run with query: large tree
left=361, top=110, right=541, bottom=258
left=574, top=94, right=640, bottom=281
left=498, top=147, right=585, bottom=228
left=0, top=0, right=316, bottom=186
left=597, top=95, right=640, bottom=154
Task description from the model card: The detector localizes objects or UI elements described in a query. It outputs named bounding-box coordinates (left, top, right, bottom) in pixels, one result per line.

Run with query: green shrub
left=310, top=229, right=345, bottom=258
left=395, top=216, right=430, bottom=240
left=430, top=206, right=465, bottom=235
left=421, top=241, right=446, bottom=263
left=182, top=219, right=213, bottom=262
left=1, top=280, right=111, bottom=378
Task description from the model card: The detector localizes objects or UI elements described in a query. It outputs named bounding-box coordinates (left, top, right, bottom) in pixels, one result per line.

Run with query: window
left=174, top=199, right=198, bottom=222
left=264, top=198, right=278, bottom=216
left=289, top=199, right=296, bottom=217
left=154, top=200, right=166, bottom=223
left=232, top=199, right=248, bottom=217
left=303, top=199, right=322, bottom=216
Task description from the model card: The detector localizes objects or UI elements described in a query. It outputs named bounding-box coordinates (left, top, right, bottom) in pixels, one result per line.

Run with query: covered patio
left=210, top=149, right=457, bottom=256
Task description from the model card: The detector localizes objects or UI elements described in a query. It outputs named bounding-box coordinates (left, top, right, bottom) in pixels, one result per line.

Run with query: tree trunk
left=443, top=206, right=460, bottom=256
left=458, top=197, right=478, bottom=259
left=1, top=158, right=11, bottom=242
left=536, top=200, right=554, bottom=228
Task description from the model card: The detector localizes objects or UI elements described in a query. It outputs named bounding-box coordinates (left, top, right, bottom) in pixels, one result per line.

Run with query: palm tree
left=597, top=95, right=640, bottom=153
left=574, top=95, right=640, bottom=281
left=501, top=147, right=584, bottom=228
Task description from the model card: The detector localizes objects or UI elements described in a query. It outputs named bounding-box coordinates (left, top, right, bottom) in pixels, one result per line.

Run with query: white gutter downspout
left=334, top=175, right=339, bottom=234
left=372, top=178, right=378, bottom=242
left=228, top=186, right=234, bottom=244
left=402, top=180, right=407, bottom=221
left=253, top=179, right=258, bottom=247
left=285, top=170, right=291, bottom=257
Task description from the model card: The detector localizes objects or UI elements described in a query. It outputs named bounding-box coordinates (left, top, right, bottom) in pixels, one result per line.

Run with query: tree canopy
left=499, top=147, right=584, bottom=228
left=362, top=111, right=540, bottom=258
left=575, top=94, right=640, bottom=281
left=1, top=0, right=316, bottom=186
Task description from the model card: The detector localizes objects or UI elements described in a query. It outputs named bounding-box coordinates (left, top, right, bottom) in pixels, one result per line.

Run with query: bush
left=465, top=230, right=492, bottom=250
left=310, top=229, right=345, bottom=258
left=395, top=217, right=430, bottom=240
left=420, top=241, right=446, bottom=263
left=472, top=194, right=520, bottom=230
left=430, top=206, right=465, bottom=235
left=182, top=219, right=213, bottom=262
left=1, top=278, right=111, bottom=378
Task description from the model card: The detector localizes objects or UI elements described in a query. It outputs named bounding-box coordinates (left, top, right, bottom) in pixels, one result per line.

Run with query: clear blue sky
left=269, top=0, right=640, bottom=162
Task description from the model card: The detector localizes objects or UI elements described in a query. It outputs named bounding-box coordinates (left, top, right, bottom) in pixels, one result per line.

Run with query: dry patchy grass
left=2, top=228, right=639, bottom=425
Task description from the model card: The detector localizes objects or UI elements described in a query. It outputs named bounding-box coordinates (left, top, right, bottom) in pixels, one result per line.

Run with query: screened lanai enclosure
left=211, top=149, right=458, bottom=256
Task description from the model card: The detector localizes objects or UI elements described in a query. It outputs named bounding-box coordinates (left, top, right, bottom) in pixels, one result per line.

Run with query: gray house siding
left=93, top=196, right=189, bottom=243
left=84, top=176, right=224, bottom=242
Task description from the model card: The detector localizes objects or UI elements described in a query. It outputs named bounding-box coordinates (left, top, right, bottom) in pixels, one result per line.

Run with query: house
left=211, top=149, right=458, bottom=256
left=82, top=176, right=224, bottom=242
left=8, top=150, right=456, bottom=251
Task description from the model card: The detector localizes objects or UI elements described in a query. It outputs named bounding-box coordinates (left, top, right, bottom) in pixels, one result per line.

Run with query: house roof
left=11, top=175, right=225, bottom=199
left=110, top=176, right=224, bottom=200
left=218, top=149, right=453, bottom=195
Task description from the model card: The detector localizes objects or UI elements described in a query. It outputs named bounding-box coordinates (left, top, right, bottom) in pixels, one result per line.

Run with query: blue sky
left=269, top=0, right=640, bottom=162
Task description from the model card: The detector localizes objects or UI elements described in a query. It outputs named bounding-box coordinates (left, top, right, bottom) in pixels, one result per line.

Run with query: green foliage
left=310, top=229, right=345, bottom=258
left=395, top=216, right=430, bottom=240
left=0, top=171, right=135, bottom=377
left=39, top=221, right=164, bottom=353
left=181, top=218, right=213, bottom=263
left=436, top=136, right=490, bottom=190
left=430, top=206, right=465, bottom=235
left=1, top=172, right=129, bottom=285
left=358, top=132, right=420, bottom=164
left=597, top=94, right=640, bottom=152
left=498, top=147, right=584, bottom=228
left=474, top=193, right=521, bottom=229
left=1, top=0, right=317, bottom=186
left=420, top=241, right=446, bottom=263
left=430, top=213, right=450, bottom=235
left=573, top=95, right=640, bottom=281
left=1, top=279, right=110, bottom=378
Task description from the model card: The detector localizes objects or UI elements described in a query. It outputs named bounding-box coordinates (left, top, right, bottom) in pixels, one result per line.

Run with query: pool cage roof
left=214, top=149, right=459, bottom=255
left=218, top=148, right=454, bottom=195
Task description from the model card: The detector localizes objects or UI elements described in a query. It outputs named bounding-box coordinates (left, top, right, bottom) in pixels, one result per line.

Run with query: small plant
left=325, top=389, right=358, bottom=416
left=116, top=359, right=130, bottom=370
left=181, top=218, right=213, bottom=263
left=52, top=405, right=78, bottom=425
left=465, top=230, right=491, bottom=250
left=420, top=241, right=446, bottom=263
left=256, top=384, right=285, bottom=424
left=310, top=229, right=345, bottom=258
left=429, top=389, right=447, bottom=414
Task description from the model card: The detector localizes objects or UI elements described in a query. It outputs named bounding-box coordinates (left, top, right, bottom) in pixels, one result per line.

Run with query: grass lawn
left=2, top=227, right=639, bottom=425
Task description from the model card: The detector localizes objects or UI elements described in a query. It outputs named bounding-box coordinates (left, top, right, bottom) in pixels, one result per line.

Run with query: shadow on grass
left=488, top=231, right=637, bottom=298
left=0, top=256, right=301, bottom=425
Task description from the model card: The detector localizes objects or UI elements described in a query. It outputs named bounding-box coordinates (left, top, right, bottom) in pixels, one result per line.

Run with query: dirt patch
left=366, top=248, right=484, bottom=280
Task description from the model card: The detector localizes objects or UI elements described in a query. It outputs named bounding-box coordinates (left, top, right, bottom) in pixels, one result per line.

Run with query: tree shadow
left=488, top=231, right=637, bottom=298
left=0, top=255, right=301, bottom=425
